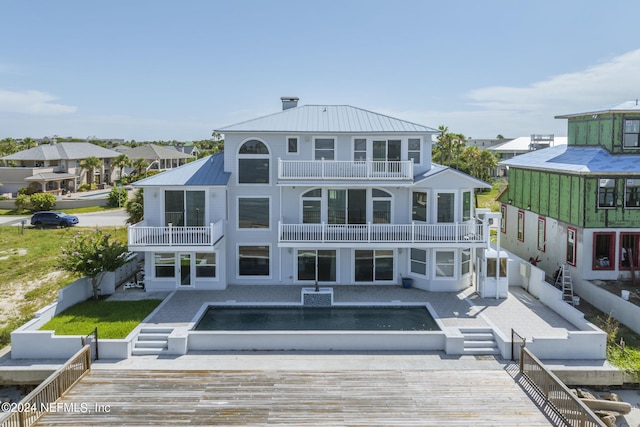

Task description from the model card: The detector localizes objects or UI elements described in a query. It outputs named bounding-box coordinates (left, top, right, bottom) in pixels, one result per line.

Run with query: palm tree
left=79, top=156, right=102, bottom=186
left=131, top=158, right=149, bottom=177
left=113, top=154, right=131, bottom=182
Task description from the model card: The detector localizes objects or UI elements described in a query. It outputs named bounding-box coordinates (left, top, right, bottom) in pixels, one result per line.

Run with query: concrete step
left=132, top=327, right=173, bottom=356
left=138, top=328, right=174, bottom=335
left=131, top=347, right=168, bottom=356
left=463, top=347, right=501, bottom=355
left=464, top=340, right=498, bottom=349
left=137, top=333, right=170, bottom=341
left=135, top=340, right=169, bottom=349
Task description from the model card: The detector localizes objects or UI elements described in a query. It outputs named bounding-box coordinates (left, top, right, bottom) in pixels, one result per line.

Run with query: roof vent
left=281, top=97, right=299, bottom=110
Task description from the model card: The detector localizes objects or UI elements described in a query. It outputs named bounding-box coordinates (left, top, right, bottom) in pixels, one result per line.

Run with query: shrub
left=107, top=187, right=128, bottom=208
left=18, top=186, right=37, bottom=195
left=0, top=195, right=9, bottom=201
left=77, top=183, right=97, bottom=192
left=14, top=194, right=31, bottom=211
left=30, top=192, right=56, bottom=211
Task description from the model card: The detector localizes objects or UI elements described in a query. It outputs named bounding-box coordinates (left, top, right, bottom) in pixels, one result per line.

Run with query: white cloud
left=0, top=89, right=77, bottom=115
left=382, top=49, right=640, bottom=138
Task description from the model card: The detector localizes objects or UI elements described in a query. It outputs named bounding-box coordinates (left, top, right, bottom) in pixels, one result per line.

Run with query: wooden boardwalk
left=35, top=369, right=555, bottom=426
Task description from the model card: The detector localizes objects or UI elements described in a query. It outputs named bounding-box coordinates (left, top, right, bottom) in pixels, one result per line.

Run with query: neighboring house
left=128, top=97, right=497, bottom=293
left=488, top=135, right=567, bottom=177
left=120, top=144, right=193, bottom=172
left=168, top=144, right=199, bottom=157
left=0, top=142, right=120, bottom=196
left=499, top=101, right=640, bottom=284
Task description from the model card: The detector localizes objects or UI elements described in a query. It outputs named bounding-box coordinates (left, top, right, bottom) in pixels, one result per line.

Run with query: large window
left=354, top=250, right=393, bottom=282
left=593, top=233, right=614, bottom=270
left=624, top=119, right=640, bottom=149
left=461, top=249, right=471, bottom=276
left=625, top=179, right=640, bottom=208
left=238, top=197, right=269, bottom=229
left=408, top=138, right=421, bottom=164
left=410, top=248, right=427, bottom=276
left=598, top=178, right=616, bottom=208
left=537, top=217, right=546, bottom=252
left=195, top=252, right=216, bottom=278
left=314, top=138, right=335, bottom=160
left=328, top=189, right=366, bottom=224
left=517, top=210, right=525, bottom=242
left=238, top=140, right=270, bottom=184
left=462, top=191, right=471, bottom=221
left=297, top=250, right=336, bottom=282
left=302, top=189, right=321, bottom=223
left=164, top=190, right=205, bottom=226
left=566, top=227, right=577, bottom=266
left=238, top=245, right=270, bottom=276
left=154, top=253, right=175, bottom=278
left=437, top=192, right=454, bottom=222
left=487, top=257, right=507, bottom=277
left=412, top=191, right=427, bottom=222
left=435, top=251, right=455, bottom=277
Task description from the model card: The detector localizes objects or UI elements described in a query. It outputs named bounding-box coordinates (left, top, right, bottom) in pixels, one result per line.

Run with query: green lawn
left=476, top=178, right=507, bottom=212
left=40, top=299, right=163, bottom=339
left=0, top=205, right=117, bottom=215
left=0, top=226, right=128, bottom=348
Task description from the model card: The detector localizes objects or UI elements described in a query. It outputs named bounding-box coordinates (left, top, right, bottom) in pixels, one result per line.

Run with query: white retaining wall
left=574, top=279, right=640, bottom=335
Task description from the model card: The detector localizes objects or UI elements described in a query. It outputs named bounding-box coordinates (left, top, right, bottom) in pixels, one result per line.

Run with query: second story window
left=625, top=178, right=640, bottom=208
left=598, top=178, right=615, bottom=208
left=238, top=139, right=270, bottom=184
left=624, top=119, right=640, bottom=149
left=287, top=137, right=298, bottom=154
left=353, top=138, right=366, bottom=161
left=408, top=138, right=421, bottom=164
left=314, top=138, right=335, bottom=160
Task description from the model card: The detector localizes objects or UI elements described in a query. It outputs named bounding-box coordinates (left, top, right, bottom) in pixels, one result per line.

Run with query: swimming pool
left=78, top=191, right=110, bottom=199
left=194, top=306, right=440, bottom=331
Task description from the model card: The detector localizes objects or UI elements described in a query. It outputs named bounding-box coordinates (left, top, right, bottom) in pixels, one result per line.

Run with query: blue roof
left=500, top=145, right=640, bottom=174
left=216, top=105, right=439, bottom=134
left=133, top=153, right=230, bottom=186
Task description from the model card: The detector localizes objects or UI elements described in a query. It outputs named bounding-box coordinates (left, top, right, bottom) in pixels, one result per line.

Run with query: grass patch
left=476, top=178, right=507, bottom=212
left=40, top=299, right=163, bottom=339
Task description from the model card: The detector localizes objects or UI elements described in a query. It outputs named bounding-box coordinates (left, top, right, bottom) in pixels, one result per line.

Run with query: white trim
left=313, top=136, right=336, bottom=161
left=237, top=137, right=271, bottom=185
left=286, top=136, right=299, bottom=155
left=351, top=248, right=396, bottom=284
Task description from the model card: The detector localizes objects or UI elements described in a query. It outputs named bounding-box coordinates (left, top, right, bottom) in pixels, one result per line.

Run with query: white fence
left=128, top=220, right=223, bottom=248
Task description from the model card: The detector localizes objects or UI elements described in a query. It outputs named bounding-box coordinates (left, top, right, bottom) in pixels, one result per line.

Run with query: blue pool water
left=79, top=191, right=110, bottom=199
left=194, top=306, right=439, bottom=331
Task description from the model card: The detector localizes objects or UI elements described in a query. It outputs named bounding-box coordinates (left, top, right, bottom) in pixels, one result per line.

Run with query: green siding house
left=499, top=101, right=640, bottom=283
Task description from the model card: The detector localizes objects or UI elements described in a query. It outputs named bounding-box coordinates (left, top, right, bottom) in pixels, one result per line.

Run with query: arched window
left=238, top=139, right=270, bottom=184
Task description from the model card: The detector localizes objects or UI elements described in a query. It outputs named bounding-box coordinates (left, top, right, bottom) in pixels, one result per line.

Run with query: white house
left=128, top=98, right=495, bottom=292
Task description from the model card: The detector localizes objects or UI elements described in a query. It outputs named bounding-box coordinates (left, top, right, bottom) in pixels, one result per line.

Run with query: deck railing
left=519, top=347, right=606, bottom=427
left=278, top=159, right=414, bottom=180
left=278, top=221, right=486, bottom=244
left=0, top=345, right=91, bottom=427
left=128, top=220, right=224, bottom=248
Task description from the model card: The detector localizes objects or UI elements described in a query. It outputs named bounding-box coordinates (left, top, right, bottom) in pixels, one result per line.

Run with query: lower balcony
left=278, top=221, right=487, bottom=248
left=128, top=220, right=224, bottom=251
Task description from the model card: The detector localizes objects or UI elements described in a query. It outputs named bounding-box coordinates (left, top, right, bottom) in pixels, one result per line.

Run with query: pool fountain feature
left=301, top=284, right=333, bottom=306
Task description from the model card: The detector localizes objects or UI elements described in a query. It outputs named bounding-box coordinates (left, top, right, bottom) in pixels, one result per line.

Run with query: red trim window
left=537, top=217, right=546, bottom=252
left=517, top=210, right=525, bottom=242
left=500, top=204, right=506, bottom=233
left=566, top=227, right=577, bottom=266
left=620, top=232, right=640, bottom=270
left=593, top=232, right=615, bottom=270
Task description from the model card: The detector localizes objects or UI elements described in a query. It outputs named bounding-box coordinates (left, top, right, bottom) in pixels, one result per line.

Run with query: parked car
left=30, top=211, right=79, bottom=228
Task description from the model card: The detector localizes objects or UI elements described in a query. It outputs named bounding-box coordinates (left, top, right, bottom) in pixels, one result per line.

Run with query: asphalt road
left=0, top=209, right=129, bottom=228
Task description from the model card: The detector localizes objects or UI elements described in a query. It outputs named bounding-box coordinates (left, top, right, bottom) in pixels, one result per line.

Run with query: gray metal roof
left=487, top=136, right=567, bottom=152
left=1, top=142, right=120, bottom=161
left=120, top=144, right=194, bottom=160
left=555, top=100, right=640, bottom=118
left=24, top=172, right=76, bottom=181
left=500, top=145, right=640, bottom=173
left=216, top=105, right=440, bottom=134
left=413, top=164, right=492, bottom=188
left=133, top=153, right=229, bottom=187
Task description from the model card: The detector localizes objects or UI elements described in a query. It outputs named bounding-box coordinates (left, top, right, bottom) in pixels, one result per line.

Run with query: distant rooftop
left=1, top=142, right=119, bottom=161
left=488, top=136, right=568, bottom=152
left=133, top=153, right=229, bottom=186
left=216, top=104, right=439, bottom=134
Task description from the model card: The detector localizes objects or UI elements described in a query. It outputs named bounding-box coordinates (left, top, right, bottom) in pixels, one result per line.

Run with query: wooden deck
left=34, top=369, right=555, bottom=426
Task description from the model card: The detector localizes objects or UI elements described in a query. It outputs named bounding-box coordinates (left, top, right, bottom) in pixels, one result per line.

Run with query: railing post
left=321, top=158, right=325, bottom=179
left=322, top=222, right=326, bottom=242
left=168, top=223, right=173, bottom=246
left=367, top=222, right=371, bottom=242
left=210, top=223, right=214, bottom=244
left=411, top=222, right=415, bottom=243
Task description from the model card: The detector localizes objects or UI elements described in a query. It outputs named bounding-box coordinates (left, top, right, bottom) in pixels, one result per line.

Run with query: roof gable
left=1, top=142, right=119, bottom=161
left=216, top=105, right=439, bottom=134
left=413, top=164, right=491, bottom=189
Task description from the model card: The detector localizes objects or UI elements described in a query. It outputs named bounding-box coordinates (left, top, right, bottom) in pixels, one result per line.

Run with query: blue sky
left=1, top=0, right=640, bottom=141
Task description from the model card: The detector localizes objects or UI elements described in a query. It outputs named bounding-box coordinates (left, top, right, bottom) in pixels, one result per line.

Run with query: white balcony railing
left=278, top=221, right=486, bottom=245
left=128, top=220, right=224, bottom=248
left=278, top=159, right=414, bottom=181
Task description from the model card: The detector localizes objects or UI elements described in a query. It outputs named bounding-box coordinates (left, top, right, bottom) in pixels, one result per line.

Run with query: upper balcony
left=278, top=159, right=414, bottom=184
left=128, top=220, right=224, bottom=252
left=278, top=221, right=488, bottom=249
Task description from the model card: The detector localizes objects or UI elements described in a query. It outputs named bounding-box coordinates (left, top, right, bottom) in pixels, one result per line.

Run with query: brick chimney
left=281, top=96, right=299, bottom=110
